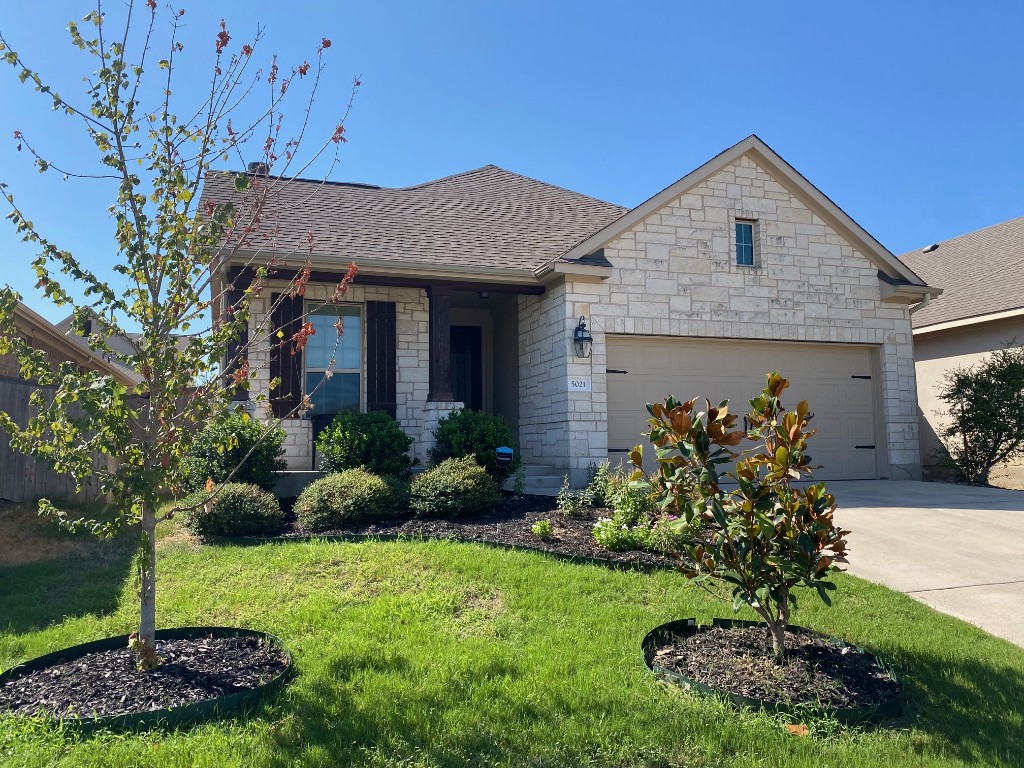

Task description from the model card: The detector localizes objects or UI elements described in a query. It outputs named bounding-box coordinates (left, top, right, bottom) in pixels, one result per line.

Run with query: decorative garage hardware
left=607, top=369, right=628, bottom=374
left=851, top=375, right=873, bottom=380
left=573, top=316, right=593, bottom=358
left=495, top=446, right=514, bottom=469
left=855, top=445, right=876, bottom=450
left=608, top=448, right=630, bottom=453
left=569, top=377, right=592, bottom=392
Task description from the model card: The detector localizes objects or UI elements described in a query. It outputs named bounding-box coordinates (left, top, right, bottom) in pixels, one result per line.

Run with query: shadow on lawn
left=897, top=644, right=1024, bottom=765
left=0, top=531, right=135, bottom=638
left=263, top=647, right=541, bottom=768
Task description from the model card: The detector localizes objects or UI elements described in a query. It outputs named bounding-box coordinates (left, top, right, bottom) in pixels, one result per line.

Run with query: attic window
left=735, top=219, right=757, bottom=266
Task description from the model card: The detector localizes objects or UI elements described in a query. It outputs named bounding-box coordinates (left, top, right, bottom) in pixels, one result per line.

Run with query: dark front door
left=450, top=325, right=483, bottom=411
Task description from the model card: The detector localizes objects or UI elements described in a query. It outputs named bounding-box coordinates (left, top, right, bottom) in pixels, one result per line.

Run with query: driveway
left=832, top=480, right=1024, bottom=647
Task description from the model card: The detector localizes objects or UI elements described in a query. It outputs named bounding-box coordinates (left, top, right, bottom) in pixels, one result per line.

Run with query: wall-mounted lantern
left=573, top=316, right=593, bottom=359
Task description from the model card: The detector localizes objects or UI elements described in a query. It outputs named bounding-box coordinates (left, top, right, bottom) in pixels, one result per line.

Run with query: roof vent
left=247, top=161, right=270, bottom=176
left=921, top=243, right=939, bottom=253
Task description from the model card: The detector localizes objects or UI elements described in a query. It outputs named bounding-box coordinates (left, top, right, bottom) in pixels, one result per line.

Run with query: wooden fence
left=0, top=376, right=110, bottom=504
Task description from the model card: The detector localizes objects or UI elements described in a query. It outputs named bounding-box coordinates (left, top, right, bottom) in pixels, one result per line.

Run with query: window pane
left=306, top=372, right=360, bottom=415
left=737, top=243, right=754, bottom=266
left=736, top=222, right=752, bottom=245
left=306, top=304, right=360, bottom=369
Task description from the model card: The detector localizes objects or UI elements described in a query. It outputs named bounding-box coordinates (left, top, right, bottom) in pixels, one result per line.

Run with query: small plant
left=531, top=518, right=553, bottom=540
left=410, top=456, right=503, bottom=519
left=556, top=475, right=592, bottom=517
left=294, top=469, right=403, bottom=532
left=934, top=343, right=1024, bottom=485
left=592, top=514, right=648, bottom=551
left=182, top=412, right=287, bottom=492
left=585, top=461, right=630, bottom=509
left=428, top=408, right=521, bottom=482
left=638, top=372, right=849, bottom=664
left=180, top=482, right=283, bottom=537
left=315, top=410, right=416, bottom=477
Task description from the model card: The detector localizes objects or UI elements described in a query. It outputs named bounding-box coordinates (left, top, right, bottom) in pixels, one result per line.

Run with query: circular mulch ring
left=642, top=619, right=903, bottom=723
left=0, top=627, right=292, bottom=732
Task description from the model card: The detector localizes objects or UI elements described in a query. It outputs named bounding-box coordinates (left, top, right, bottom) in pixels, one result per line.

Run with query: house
left=899, top=217, right=1024, bottom=486
left=202, top=135, right=938, bottom=487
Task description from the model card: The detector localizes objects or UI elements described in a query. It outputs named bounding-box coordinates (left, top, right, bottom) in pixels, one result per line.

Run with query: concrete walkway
left=832, top=480, right=1024, bottom=647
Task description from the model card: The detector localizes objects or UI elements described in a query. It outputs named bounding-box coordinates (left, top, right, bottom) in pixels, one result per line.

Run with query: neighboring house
left=900, top=217, right=1024, bottom=485
left=202, top=135, right=938, bottom=485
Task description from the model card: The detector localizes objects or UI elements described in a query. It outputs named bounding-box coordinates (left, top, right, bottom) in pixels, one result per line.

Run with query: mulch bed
left=274, top=494, right=681, bottom=570
left=652, top=625, right=901, bottom=709
left=0, top=635, right=287, bottom=720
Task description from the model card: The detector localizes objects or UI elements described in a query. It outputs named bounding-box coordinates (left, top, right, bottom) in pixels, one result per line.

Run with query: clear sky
left=1, top=0, right=1022, bottom=322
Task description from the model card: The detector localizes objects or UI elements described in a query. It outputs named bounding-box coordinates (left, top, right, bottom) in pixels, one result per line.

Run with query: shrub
left=638, top=372, right=849, bottom=663
left=428, top=408, right=521, bottom=482
left=182, top=411, right=286, bottom=492
left=935, top=343, right=1024, bottom=485
left=410, top=456, right=503, bottom=519
left=593, top=513, right=648, bottom=551
left=179, top=482, right=283, bottom=537
left=586, top=461, right=630, bottom=509
left=531, top=518, right=553, bottom=540
left=556, top=475, right=592, bottom=517
left=294, top=469, right=403, bottom=532
left=315, top=410, right=415, bottom=477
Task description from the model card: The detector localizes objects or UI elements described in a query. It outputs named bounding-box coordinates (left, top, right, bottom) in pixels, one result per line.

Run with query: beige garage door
left=606, top=336, right=879, bottom=481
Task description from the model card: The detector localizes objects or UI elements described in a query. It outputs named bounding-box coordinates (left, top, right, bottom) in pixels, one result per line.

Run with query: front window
left=305, top=303, right=361, bottom=416
left=735, top=220, right=756, bottom=266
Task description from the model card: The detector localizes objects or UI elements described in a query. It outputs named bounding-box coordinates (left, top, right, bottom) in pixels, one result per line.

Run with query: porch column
left=427, top=285, right=453, bottom=401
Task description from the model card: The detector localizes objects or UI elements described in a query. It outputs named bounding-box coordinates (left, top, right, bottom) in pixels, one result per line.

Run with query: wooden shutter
left=365, top=301, right=397, bottom=417
left=225, top=287, right=249, bottom=401
left=269, top=293, right=303, bottom=418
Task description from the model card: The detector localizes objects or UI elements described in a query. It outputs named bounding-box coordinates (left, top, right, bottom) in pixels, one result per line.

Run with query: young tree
left=935, top=343, right=1024, bottom=486
left=0, top=2, right=358, bottom=668
left=636, top=373, right=849, bottom=663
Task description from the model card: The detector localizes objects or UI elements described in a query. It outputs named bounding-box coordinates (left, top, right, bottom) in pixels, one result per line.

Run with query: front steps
left=506, top=464, right=567, bottom=497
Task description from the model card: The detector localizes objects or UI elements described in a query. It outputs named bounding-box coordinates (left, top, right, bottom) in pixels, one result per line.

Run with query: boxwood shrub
left=428, top=408, right=521, bottom=482
left=315, top=410, right=415, bottom=476
left=410, top=456, right=503, bottom=519
left=294, top=468, right=404, bottom=532
left=182, top=411, right=286, bottom=492
left=180, top=482, right=283, bottom=537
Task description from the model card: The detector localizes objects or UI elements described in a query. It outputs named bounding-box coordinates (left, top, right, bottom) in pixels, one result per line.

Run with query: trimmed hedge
left=182, top=412, right=286, bottom=492
left=294, top=469, right=404, bottom=532
left=315, top=411, right=415, bottom=476
left=410, top=456, right=503, bottom=519
left=180, top=482, right=283, bottom=537
left=428, top=408, right=521, bottom=483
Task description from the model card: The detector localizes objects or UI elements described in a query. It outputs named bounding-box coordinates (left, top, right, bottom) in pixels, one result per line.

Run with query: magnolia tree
left=0, top=2, right=358, bottom=668
left=634, top=373, right=849, bottom=663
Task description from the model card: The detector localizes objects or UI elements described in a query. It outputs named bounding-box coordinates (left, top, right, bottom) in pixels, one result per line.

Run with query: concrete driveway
left=832, top=480, right=1024, bottom=647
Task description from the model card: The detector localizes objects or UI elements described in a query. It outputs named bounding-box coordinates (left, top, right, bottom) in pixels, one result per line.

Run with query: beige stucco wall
left=914, top=315, right=1024, bottom=481
left=518, top=153, right=921, bottom=484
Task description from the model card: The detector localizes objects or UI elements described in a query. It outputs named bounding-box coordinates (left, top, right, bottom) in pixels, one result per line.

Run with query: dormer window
left=735, top=220, right=756, bottom=266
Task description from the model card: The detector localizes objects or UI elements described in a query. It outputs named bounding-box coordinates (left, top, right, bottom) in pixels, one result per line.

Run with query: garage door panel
left=607, top=337, right=878, bottom=481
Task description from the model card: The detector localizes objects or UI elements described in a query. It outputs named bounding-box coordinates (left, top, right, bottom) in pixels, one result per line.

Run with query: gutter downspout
left=909, top=294, right=931, bottom=315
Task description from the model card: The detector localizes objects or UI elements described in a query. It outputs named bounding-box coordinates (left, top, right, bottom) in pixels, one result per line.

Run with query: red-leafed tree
left=0, top=1, right=357, bottom=667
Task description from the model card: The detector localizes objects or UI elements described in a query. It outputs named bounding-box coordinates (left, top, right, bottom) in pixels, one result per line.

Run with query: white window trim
left=303, top=300, right=365, bottom=414
left=731, top=214, right=761, bottom=269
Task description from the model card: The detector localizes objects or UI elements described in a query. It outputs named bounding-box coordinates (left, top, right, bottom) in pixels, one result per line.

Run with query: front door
left=450, top=325, right=483, bottom=411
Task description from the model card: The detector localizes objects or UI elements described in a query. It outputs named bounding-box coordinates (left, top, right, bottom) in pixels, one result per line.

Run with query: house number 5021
left=569, top=378, right=592, bottom=392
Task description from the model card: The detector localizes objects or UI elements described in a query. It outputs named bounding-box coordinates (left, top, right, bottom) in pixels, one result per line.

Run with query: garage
left=606, top=336, right=881, bottom=480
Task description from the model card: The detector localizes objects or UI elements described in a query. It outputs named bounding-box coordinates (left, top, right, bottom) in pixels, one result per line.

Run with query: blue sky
left=1, top=0, right=1022, bottom=322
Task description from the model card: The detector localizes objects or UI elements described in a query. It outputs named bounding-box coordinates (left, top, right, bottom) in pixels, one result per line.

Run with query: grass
left=1, top=506, right=1023, bottom=767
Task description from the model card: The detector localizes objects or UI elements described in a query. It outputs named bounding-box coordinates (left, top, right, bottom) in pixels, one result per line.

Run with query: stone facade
left=519, top=154, right=921, bottom=483
left=246, top=282, right=455, bottom=470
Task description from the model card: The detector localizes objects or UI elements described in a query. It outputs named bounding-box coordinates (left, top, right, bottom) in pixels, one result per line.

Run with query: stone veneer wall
left=245, top=282, right=454, bottom=470
left=523, top=154, right=921, bottom=484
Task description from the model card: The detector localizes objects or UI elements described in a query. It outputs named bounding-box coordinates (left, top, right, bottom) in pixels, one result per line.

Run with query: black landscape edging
left=0, top=626, right=293, bottom=733
left=641, top=618, right=905, bottom=724
left=209, top=530, right=674, bottom=573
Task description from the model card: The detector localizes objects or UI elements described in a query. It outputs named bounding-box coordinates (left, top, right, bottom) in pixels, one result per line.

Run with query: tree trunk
left=768, top=619, right=786, bottom=664
left=134, top=500, right=159, bottom=670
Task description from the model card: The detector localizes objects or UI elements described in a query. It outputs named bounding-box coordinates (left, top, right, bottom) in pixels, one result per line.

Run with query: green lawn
left=1, top=509, right=1023, bottom=768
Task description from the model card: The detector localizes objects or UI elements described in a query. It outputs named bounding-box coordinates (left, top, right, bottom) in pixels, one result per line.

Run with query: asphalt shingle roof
left=200, top=165, right=628, bottom=273
left=900, top=216, right=1024, bottom=329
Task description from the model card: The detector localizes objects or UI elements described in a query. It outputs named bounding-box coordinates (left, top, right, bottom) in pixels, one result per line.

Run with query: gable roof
left=201, top=165, right=627, bottom=274
left=556, top=135, right=931, bottom=289
left=899, top=216, right=1024, bottom=330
